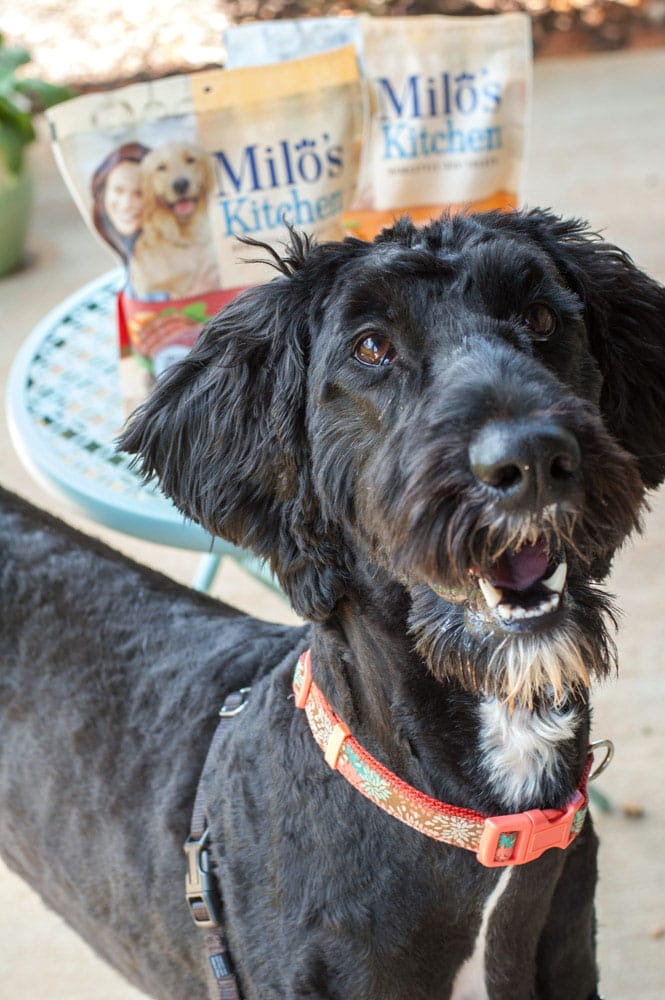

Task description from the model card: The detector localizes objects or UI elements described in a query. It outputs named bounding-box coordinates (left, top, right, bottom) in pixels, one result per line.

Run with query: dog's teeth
left=495, top=593, right=560, bottom=624
left=524, top=595, right=558, bottom=618
left=543, top=562, right=568, bottom=594
left=478, top=577, right=503, bottom=609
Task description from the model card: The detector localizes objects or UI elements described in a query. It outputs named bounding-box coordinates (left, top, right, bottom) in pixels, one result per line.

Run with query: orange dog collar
left=293, top=649, right=592, bottom=868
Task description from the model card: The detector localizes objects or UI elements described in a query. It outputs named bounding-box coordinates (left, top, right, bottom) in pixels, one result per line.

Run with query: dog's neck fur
left=310, top=570, right=589, bottom=819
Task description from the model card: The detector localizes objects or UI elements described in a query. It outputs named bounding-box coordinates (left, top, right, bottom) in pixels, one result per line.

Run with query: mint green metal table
left=7, top=268, right=279, bottom=594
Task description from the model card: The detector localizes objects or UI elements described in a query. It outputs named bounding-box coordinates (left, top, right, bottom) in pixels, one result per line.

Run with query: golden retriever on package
left=130, top=141, right=220, bottom=299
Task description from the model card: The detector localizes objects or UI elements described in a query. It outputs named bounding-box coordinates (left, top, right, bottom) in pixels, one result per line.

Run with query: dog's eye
left=353, top=333, right=398, bottom=367
left=523, top=303, right=557, bottom=340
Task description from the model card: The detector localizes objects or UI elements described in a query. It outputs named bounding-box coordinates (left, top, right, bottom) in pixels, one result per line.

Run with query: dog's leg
left=534, top=820, right=600, bottom=998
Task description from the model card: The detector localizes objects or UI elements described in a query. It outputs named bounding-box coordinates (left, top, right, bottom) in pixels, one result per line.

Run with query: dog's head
left=140, top=141, right=215, bottom=227
left=121, top=211, right=665, bottom=706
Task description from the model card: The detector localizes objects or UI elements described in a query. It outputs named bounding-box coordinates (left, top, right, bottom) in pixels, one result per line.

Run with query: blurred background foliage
left=0, top=0, right=662, bottom=92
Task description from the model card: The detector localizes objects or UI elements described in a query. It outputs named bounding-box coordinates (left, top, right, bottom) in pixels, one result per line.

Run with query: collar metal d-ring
left=588, top=739, right=615, bottom=781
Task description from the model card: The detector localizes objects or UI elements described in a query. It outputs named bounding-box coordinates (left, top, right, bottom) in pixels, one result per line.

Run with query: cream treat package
left=353, top=14, right=531, bottom=237
left=47, top=46, right=364, bottom=413
left=225, top=13, right=532, bottom=239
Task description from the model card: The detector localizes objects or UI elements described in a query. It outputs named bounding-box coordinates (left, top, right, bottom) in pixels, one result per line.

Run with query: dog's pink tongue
left=489, top=538, right=549, bottom=592
left=174, top=198, right=196, bottom=218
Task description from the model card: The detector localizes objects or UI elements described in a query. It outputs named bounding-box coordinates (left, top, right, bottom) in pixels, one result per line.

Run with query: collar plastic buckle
left=476, top=790, right=588, bottom=868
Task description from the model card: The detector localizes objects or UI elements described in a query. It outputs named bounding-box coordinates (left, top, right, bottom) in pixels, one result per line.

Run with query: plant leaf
left=0, top=44, right=31, bottom=77
left=15, top=77, right=74, bottom=111
left=0, top=94, right=35, bottom=141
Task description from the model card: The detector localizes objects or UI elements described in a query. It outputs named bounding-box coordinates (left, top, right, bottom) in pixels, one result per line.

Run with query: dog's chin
left=408, top=572, right=617, bottom=710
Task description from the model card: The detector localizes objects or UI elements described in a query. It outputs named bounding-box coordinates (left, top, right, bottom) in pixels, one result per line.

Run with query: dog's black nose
left=469, top=420, right=582, bottom=509
left=172, top=176, right=190, bottom=196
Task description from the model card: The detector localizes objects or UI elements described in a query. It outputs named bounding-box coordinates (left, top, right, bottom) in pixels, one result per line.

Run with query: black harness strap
left=185, top=688, right=251, bottom=1000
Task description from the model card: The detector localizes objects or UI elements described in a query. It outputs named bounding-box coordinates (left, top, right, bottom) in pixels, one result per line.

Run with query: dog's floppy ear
left=138, top=153, right=161, bottom=224
left=492, top=209, right=665, bottom=489
left=120, top=242, right=352, bottom=620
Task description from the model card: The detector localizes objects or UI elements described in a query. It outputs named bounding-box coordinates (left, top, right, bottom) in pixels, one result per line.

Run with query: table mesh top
left=23, top=274, right=163, bottom=505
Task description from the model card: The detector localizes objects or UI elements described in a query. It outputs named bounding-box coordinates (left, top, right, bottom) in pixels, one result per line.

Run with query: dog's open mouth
left=172, top=197, right=198, bottom=219
left=476, top=536, right=567, bottom=626
left=431, top=536, right=568, bottom=628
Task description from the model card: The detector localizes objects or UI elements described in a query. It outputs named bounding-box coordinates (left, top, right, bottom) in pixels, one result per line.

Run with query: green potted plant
left=0, top=33, right=73, bottom=275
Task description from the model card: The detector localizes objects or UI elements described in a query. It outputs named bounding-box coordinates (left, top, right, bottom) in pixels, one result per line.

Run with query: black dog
left=2, top=210, right=665, bottom=999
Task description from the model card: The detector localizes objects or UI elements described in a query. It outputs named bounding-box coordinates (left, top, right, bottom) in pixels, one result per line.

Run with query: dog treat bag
left=225, top=15, right=363, bottom=64
left=47, top=47, right=363, bottom=413
left=226, top=13, right=532, bottom=240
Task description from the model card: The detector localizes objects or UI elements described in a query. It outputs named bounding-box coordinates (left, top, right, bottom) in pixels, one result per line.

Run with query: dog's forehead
left=415, top=223, right=562, bottom=282
left=331, top=228, right=561, bottom=314
left=144, top=142, right=198, bottom=170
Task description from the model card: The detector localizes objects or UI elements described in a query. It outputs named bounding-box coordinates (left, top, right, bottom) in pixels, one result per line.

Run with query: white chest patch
left=449, top=868, right=513, bottom=1000
left=477, top=697, right=580, bottom=812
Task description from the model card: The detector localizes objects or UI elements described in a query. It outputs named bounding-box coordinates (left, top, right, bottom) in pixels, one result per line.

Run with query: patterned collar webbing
left=293, top=649, right=591, bottom=868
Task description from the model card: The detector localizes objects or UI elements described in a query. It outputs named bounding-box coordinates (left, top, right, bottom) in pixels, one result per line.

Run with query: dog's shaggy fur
left=2, top=210, right=665, bottom=999
left=130, top=140, right=220, bottom=299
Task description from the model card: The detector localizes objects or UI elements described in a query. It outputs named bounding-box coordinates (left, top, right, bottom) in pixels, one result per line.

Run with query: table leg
left=192, top=553, right=222, bottom=592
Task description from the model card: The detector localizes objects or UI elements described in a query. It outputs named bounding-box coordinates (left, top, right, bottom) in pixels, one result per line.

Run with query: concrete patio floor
left=0, top=47, right=664, bottom=999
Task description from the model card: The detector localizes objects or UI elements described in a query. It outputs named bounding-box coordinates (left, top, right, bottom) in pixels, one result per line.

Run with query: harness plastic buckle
left=476, top=790, right=588, bottom=868
left=184, top=827, right=224, bottom=928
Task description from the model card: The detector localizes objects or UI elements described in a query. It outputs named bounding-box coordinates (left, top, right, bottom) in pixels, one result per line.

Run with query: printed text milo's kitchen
left=213, top=134, right=345, bottom=237
left=377, top=70, right=504, bottom=160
